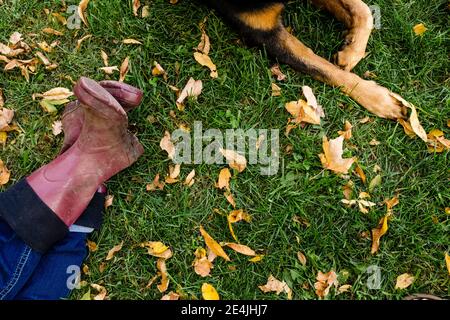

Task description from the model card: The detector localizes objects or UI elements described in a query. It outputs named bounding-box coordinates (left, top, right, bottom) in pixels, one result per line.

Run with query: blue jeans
left=0, top=218, right=88, bottom=300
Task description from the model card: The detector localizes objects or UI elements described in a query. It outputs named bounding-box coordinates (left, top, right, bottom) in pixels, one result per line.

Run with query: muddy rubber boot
left=27, top=77, right=144, bottom=226
left=60, top=81, right=143, bottom=153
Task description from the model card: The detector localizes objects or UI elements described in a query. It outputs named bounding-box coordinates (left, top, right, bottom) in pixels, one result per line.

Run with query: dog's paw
left=351, top=80, right=408, bottom=119
left=334, top=46, right=366, bottom=72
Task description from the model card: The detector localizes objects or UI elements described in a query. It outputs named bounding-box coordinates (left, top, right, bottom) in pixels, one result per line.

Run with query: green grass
left=0, top=0, right=449, bottom=300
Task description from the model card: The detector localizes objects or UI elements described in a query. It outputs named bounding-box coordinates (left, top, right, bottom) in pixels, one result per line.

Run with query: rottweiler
left=202, top=0, right=407, bottom=119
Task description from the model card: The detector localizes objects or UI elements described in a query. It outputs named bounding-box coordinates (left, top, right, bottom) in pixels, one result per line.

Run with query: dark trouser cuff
left=0, top=179, right=68, bottom=254
left=73, top=191, right=104, bottom=229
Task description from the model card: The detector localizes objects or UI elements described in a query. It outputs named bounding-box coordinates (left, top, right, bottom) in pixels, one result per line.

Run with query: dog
left=202, top=0, right=407, bottom=119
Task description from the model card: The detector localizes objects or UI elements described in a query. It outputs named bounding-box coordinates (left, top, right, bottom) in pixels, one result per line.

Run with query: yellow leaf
left=249, top=255, right=264, bottom=263
left=105, top=241, right=123, bottom=260
left=445, top=252, right=450, bottom=276
left=91, top=284, right=107, bottom=300
left=193, top=52, right=218, bottom=78
left=0, top=159, right=11, bottom=185
left=371, top=215, right=389, bottom=254
left=161, top=292, right=180, bottom=300
left=199, top=225, right=230, bottom=261
left=119, top=56, right=130, bottom=82
left=297, top=251, right=307, bottom=266
left=42, top=27, right=63, bottom=36
left=141, top=5, right=150, bottom=18
left=395, top=273, right=415, bottom=289
left=319, top=135, right=356, bottom=174
left=224, top=191, right=236, bottom=209
left=78, top=0, right=90, bottom=26
left=355, top=164, right=366, bottom=184
left=76, top=34, right=92, bottom=50
left=156, top=258, right=169, bottom=293
left=146, top=174, right=165, bottom=191
left=100, top=50, right=108, bottom=66
left=176, top=77, right=202, bottom=110
left=216, top=168, right=231, bottom=190
left=224, top=243, right=256, bottom=256
left=394, top=95, right=427, bottom=143
left=41, top=87, right=73, bottom=100
left=413, top=23, right=427, bottom=36
left=201, top=283, right=219, bottom=300
left=271, top=83, right=281, bottom=97
left=140, top=241, right=173, bottom=259
left=0, top=132, right=7, bottom=146
left=338, top=120, right=353, bottom=140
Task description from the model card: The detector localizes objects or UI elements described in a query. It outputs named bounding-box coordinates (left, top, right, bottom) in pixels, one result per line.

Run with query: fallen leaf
left=51, top=120, right=62, bottom=136
left=297, top=251, right=307, bottom=266
left=51, top=12, right=67, bottom=25
left=76, top=34, right=92, bottom=50
left=105, top=241, right=123, bottom=260
left=122, top=38, right=142, bottom=45
left=413, top=23, right=427, bottom=36
left=0, top=159, right=11, bottom=185
left=371, top=215, right=389, bottom=254
left=224, top=243, right=256, bottom=256
left=42, top=27, right=64, bottom=36
left=342, top=180, right=354, bottom=200
left=249, top=255, right=264, bottom=263
left=104, top=194, right=114, bottom=208
left=355, top=164, right=366, bottom=184
left=216, top=168, right=231, bottom=191
left=78, top=0, right=90, bottom=26
left=271, top=83, right=281, bottom=97
left=319, top=136, right=356, bottom=174
left=151, top=62, right=167, bottom=80
left=86, top=239, right=98, bottom=252
left=156, top=258, right=169, bottom=293
left=270, top=64, right=286, bottom=81
left=201, top=283, right=219, bottom=300
left=224, top=191, right=236, bottom=208
left=132, top=0, right=141, bottom=16
left=37, top=41, right=52, bottom=53
left=395, top=273, right=415, bottom=289
left=99, top=66, right=119, bottom=75
left=146, top=174, right=165, bottom=191
left=220, top=148, right=247, bottom=172
left=9, top=32, right=22, bottom=45
left=338, top=284, right=352, bottom=294
left=160, top=131, right=175, bottom=159
left=80, top=289, right=91, bottom=300
left=369, top=139, right=380, bottom=146
left=168, top=164, right=181, bottom=179
left=40, top=87, right=73, bottom=100
left=140, top=241, right=173, bottom=259
left=181, top=169, right=195, bottom=187
left=119, top=56, right=130, bottom=82
left=141, top=5, right=150, bottom=18
left=302, top=85, right=325, bottom=118
left=395, top=96, right=427, bottom=143
left=161, top=292, right=180, bottom=300
left=197, top=25, right=210, bottom=55
left=259, top=275, right=292, bottom=300
left=193, top=248, right=213, bottom=277
left=368, top=174, right=382, bottom=192
left=445, top=252, right=450, bottom=276
left=176, top=77, right=202, bottom=111
left=0, top=88, right=4, bottom=108
left=35, top=51, right=50, bottom=65
left=314, top=271, right=338, bottom=299
left=285, top=99, right=321, bottom=125
left=338, top=121, right=353, bottom=140
left=91, top=284, right=107, bottom=300
left=100, top=50, right=108, bottom=66
left=193, top=52, right=218, bottom=78
left=199, top=225, right=230, bottom=261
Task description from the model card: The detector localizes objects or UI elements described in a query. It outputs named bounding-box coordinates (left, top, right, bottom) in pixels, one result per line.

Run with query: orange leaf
left=199, top=226, right=230, bottom=261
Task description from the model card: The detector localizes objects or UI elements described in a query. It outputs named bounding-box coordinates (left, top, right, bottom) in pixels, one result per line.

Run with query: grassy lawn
left=0, top=0, right=449, bottom=300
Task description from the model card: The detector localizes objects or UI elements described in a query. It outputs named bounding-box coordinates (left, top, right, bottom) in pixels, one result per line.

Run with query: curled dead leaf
left=78, top=0, right=90, bottom=26
left=199, top=225, right=230, bottom=261
left=220, top=148, right=247, bottom=173
left=319, top=136, right=356, bottom=174
left=259, top=275, right=292, bottom=300
left=395, top=273, right=414, bottom=289
left=105, top=241, right=123, bottom=261
left=224, top=243, right=256, bottom=256
left=0, top=159, right=11, bottom=185
left=314, top=271, right=338, bottom=299
left=160, top=131, right=175, bottom=160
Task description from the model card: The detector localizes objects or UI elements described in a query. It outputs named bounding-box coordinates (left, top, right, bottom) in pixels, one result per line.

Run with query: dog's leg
left=310, top=0, right=373, bottom=71
left=214, top=1, right=405, bottom=119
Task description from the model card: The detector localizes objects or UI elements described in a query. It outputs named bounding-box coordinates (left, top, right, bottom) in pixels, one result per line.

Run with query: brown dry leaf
left=445, top=252, right=450, bottom=276
left=78, top=0, right=90, bottom=26
left=104, top=194, right=113, bottom=208
left=369, top=139, right=381, bottom=146
left=413, top=23, right=427, bottom=36
left=122, top=38, right=142, bottom=45
left=35, top=51, right=50, bottom=65
left=193, top=248, right=213, bottom=277
left=99, top=66, right=119, bottom=75
left=0, top=159, right=11, bottom=185
left=270, top=64, right=286, bottom=81
left=427, top=129, right=450, bottom=153
left=395, top=96, right=427, bottom=143
left=342, top=180, right=354, bottom=200
left=9, top=32, right=22, bottom=45
left=319, top=136, right=356, bottom=174
left=146, top=174, right=165, bottom=191
left=42, top=27, right=63, bottom=36
left=0, top=107, right=14, bottom=131
left=197, top=25, right=210, bottom=55
left=259, top=275, right=292, bottom=300
left=220, top=148, right=247, bottom=173
left=0, top=88, right=4, bottom=108
left=338, top=121, right=353, bottom=140
left=216, top=168, right=231, bottom=191
left=132, top=0, right=141, bottom=16
left=355, top=164, right=366, bottom=184
left=371, top=214, right=389, bottom=254
left=140, top=241, right=173, bottom=259
left=100, top=50, right=108, bottom=66
left=105, top=241, right=124, bottom=261
left=176, top=77, right=202, bottom=111
left=297, top=251, right=307, bottom=266
left=201, top=283, right=219, bottom=300
left=193, top=52, right=218, bottom=78
left=271, top=83, right=281, bottom=97
left=91, top=284, right=107, bottom=300
left=168, top=164, right=181, bottom=179
left=157, top=258, right=169, bottom=293
left=151, top=62, right=167, bottom=81
left=285, top=99, right=321, bottom=125
left=37, top=41, right=52, bottom=53
left=224, top=191, right=236, bottom=208
left=40, top=87, right=73, bottom=100
left=341, top=199, right=376, bottom=214
left=302, top=85, right=325, bottom=118
left=119, top=56, right=130, bottom=82
left=224, top=243, right=256, bottom=256
left=76, top=34, right=92, bottom=50
left=338, top=284, right=352, bottom=294
left=184, top=169, right=195, bottom=187
left=161, top=292, right=180, bottom=300
left=51, top=12, right=67, bottom=25
left=141, top=5, right=150, bottom=18
left=86, top=239, right=98, bottom=252
left=199, top=225, right=230, bottom=261
left=51, top=120, right=62, bottom=136
left=395, top=273, right=415, bottom=289
left=160, top=131, right=175, bottom=159
left=227, top=209, right=251, bottom=241
left=314, top=271, right=338, bottom=299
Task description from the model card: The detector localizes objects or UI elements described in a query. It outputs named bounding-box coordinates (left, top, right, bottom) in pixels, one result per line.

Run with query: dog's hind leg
left=310, top=0, right=374, bottom=71
left=213, top=1, right=405, bottom=119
